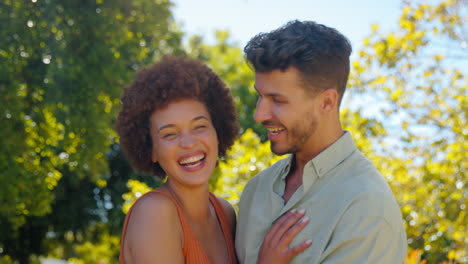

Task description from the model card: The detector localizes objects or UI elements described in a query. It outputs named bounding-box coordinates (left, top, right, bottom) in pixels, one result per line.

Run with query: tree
left=3, top=0, right=465, bottom=262
left=349, top=0, right=467, bottom=262
left=0, top=0, right=183, bottom=262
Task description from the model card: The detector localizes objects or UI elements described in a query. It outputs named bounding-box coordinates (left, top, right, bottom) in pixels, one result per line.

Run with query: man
left=236, top=20, right=407, bottom=264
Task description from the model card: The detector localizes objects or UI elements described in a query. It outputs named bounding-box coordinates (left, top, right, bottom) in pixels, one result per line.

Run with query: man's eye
left=256, top=95, right=262, bottom=103
left=195, top=125, right=207, bottom=130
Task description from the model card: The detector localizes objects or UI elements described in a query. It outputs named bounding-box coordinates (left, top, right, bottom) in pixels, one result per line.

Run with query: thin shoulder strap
left=209, top=193, right=237, bottom=263
left=120, top=190, right=192, bottom=262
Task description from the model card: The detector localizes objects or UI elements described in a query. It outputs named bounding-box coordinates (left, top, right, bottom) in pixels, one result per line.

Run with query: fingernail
left=301, top=216, right=310, bottom=223
left=305, top=239, right=312, bottom=245
left=290, top=209, right=297, bottom=213
left=298, top=209, right=306, bottom=214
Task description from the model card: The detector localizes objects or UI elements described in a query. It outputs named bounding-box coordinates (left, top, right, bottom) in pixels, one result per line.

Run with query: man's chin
left=270, top=144, right=291, bottom=156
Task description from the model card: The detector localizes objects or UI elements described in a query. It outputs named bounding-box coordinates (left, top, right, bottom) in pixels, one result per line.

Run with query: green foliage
left=1, top=0, right=182, bottom=262
left=67, top=229, right=120, bottom=264
left=349, top=0, right=467, bottom=262
left=2, top=0, right=466, bottom=263
left=122, top=179, right=155, bottom=214
left=0, top=255, right=14, bottom=264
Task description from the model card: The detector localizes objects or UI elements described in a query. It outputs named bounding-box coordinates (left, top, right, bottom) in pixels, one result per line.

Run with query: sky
left=172, top=0, right=402, bottom=55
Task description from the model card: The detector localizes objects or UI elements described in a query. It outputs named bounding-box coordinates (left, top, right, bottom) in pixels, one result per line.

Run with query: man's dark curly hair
left=244, top=20, right=352, bottom=106
left=116, top=56, right=239, bottom=178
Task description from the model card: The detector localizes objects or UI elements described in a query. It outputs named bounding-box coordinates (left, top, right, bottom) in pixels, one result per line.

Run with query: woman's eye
left=163, top=133, right=176, bottom=139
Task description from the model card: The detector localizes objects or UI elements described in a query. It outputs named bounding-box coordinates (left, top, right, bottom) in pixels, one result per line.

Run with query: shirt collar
left=306, top=130, right=356, bottom=179
left=280, top=155, right=294, bottom=180
left=277, top=131, right=356, bottom=190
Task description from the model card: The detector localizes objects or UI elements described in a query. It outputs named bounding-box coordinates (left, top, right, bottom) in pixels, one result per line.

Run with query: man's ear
left=320, top=89, right=339, bottom=112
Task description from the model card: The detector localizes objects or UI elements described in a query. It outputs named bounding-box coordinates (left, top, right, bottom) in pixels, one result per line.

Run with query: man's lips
left=265, top=126, right=286, bottom=139
left=267, top=127, right=285, bottom=135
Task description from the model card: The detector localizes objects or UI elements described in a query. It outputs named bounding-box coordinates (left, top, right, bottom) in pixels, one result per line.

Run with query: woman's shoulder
left=125, top=190, right=183, bottom=240
left=132, top=190, right=179, bottom=215
left=122, top=190, right=185, bottom=263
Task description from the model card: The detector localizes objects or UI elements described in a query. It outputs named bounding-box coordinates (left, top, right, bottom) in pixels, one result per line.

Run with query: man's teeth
left=268, top=128, right=284, bottom=134
left=179, top=154, right=205, bottom=165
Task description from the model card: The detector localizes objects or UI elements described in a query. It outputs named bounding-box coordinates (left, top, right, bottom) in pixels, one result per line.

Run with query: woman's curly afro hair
left=116, top=56, right=239, bottom=178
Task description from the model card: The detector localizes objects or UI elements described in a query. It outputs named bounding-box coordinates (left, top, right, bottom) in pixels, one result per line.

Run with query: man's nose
left=253, top=99, right=271, bottom=124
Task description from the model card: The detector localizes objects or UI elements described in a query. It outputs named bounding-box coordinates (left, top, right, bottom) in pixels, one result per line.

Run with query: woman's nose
left=179, top=133, right=196, bottom=148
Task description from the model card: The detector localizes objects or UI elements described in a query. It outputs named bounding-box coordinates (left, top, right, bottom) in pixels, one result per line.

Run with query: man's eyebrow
left=254, top=85, right=284, bottom=97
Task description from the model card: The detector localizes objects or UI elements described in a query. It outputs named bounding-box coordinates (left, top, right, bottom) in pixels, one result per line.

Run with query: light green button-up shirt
left=235, top=131, right=407, bottom=264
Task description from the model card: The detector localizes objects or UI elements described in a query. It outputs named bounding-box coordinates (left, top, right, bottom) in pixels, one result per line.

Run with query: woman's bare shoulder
left=124, top=191, right=184, bottom=263
left=132, top=191, right=178, bottom=217
left=126, top=191, right=181, bottom=236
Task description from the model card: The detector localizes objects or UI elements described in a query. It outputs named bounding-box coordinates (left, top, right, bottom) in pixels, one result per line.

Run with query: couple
left=117, top=20, right=407, bottom=264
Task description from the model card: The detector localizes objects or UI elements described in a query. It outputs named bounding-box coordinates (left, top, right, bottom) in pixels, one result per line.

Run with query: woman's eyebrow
left=158, top=124, right=175, bottom=132
left=158, top=115, right=209, bottom=132
left=193, top=115, right=209, bottom=122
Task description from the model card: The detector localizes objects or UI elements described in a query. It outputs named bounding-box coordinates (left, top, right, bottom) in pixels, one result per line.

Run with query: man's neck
left=295, top=128, right=344, bottom=171
left=283, top=158, right=303, bottom=204
left=283, top=129, right=345, bottom=203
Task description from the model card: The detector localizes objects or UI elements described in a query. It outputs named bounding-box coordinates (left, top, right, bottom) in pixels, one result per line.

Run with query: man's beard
left=271, top=113, right=318, bottom=155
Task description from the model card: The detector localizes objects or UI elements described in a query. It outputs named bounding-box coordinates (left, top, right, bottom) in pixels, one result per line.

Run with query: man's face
left=254, top=67, right=320, bottom=156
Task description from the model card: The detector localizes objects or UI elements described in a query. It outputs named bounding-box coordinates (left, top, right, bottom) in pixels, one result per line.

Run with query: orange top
left=120, top=190, right=237, bottom=264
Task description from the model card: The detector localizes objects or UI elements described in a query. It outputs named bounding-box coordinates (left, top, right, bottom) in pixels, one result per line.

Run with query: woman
left=116, top=57, right=310, bottom=263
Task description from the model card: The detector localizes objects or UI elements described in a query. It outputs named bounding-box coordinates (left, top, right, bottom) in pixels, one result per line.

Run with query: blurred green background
left=0, top=0, right=466, bottom=263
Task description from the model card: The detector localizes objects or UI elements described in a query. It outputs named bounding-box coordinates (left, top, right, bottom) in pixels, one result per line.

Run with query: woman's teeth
left=179, top=154, right=205, bottom=167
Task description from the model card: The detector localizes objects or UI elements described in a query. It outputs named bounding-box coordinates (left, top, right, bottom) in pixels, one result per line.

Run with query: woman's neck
left=161, top=181, right=212, bottom=224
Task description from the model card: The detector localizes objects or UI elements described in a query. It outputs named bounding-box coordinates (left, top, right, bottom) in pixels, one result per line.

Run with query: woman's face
left=149, top=99, right=219, bottom=188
